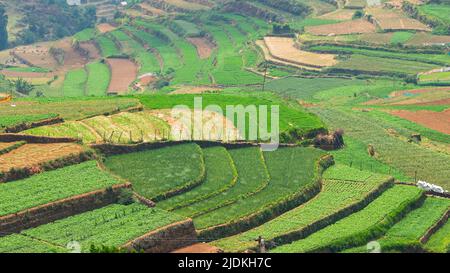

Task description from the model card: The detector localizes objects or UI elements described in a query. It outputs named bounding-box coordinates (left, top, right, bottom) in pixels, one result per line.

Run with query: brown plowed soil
left=0, top=70, right=55, bottom=78
left=305, top=19, right=376, bottom=36
left=319, top=9, right=356, bottom=20
left=0, top=143, right=86, bottom=172
left=172, top=243, right=221, bottom=253
left=97, top=23, right=117, bottom=34
left=187, top=37, right=215, bottom=59
left=389, top=109, right=450, bottom=134
left=106, top=58, right=138, bottom=94
left=79, top=42, right=101, bottom=60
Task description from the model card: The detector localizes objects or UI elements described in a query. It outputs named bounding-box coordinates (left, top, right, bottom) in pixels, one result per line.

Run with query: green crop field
left=173, top=147, right=269, bottom=218
left=62, top=69, right=87, bottom=97
left=74, top=28, right=96, bottom=42
left=343, top=197, right=450, bottom=253
left=0, top=161, right=122, bottom=217
left=213, top=164, right=393, bottom=252
left=0, top=203, right=185, bottom=253
left=0, top=113, right=58, bottom=130
left=157, top=146, right=237, bottom=211
left=85, top=62, right=111, bottom=96
left=418, top=4, right=450, bottom=25
left=311, top=107, right=450, bottom=188
left=425, top=219, right=450, bottom=253
left=96, top=36, right=120, bottom=57
left=271, top=185, right=423, bottom=253
left=193, top=147, right=325, bottom=233
left=1, top=2, right=449, bottom=255
left=332, top=55, right=439, bottom=75
left=104, top=143, right=205, bottom=201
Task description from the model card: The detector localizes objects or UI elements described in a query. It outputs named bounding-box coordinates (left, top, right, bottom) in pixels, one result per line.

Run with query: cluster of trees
left=0, top=4, right=7, bottom=50
left=272, top=24, right=292, bottom=35
left=13, top=0, right=97, bottom=46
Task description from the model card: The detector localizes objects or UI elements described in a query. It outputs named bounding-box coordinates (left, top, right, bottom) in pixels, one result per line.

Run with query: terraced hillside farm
left=0, top=0, right=449, bottom=256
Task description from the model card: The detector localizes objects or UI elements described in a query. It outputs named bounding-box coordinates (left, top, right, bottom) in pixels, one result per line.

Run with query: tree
left=10, top=78, right=34, bottom=95
left=0, top=4, right=8, bottom=50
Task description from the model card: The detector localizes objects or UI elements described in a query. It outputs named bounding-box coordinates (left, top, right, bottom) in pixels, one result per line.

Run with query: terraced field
left=0, top=203, right=186, bottom=253
left=0, top=1, right=449, bottom=255
left=0, top=161, right=122, bottom=217
left=271, top=185, right=423, bottom=253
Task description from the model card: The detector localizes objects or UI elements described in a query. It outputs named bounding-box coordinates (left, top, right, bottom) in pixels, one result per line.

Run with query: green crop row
left=173, top=147, right=269, bottom=218
left=0, top=203, right=185, bottom=253
left=85, top=61, right=111, bottom=96
left=310, top=107, right=450, bottom=189
left=0, top=161, right=122, bottom=217
left=157, top=146, right=238, bottom=211
left=271, top=185, right=423, bottom=253
left=96, top=35, right=120, bottom=57
left=104, top=143, right=205, bottom=202
left=213, top=164, right=392, bottom=252
left=0, top=113, right=58, bottom=130
left=137, top=93, right=325, bottom=139
left=195, top=147, right=325, bottom=239
left=343, top=197, right=450, bottom=253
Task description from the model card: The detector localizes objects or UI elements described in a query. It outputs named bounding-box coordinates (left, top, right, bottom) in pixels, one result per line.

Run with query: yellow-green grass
left=419, top=71, right=450, bottom=83
left=270, top=185, right=423, bottom=253
left=311, top=107, right=450, bottom=189
left=104, top=143, right=205, bottom=201
left=213, top=164, right=392, bottom=252
left=343, top=197, right=450, bottom=253
left=62, top=68, right=87, bottom=97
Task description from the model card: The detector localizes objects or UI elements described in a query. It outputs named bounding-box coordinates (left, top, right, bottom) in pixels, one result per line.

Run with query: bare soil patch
left=407, top=32, right=450, bottom=46
left=389, top=109, right=450, bottom=134
left=106, top=58, right=138, bottom=95
left=187, top=37, right=215, bottom=59
left=263, top=37, right=337, bottom=68
left=0, top=142, right=19, bottom=151
left=0, top=143, right=85, bottom=172
left=79, top=41, right=101, bottom=60
left=97, top=23, right=117, bottom=34
left=366, top=7, right=431, bottom=31
left=172, top=243, right=221, bottom=253
left=305, top=19, right=376, bottom=36
left=55, top=38, right=89, bottom=70
left=12, top=42, right=58, bottom=69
